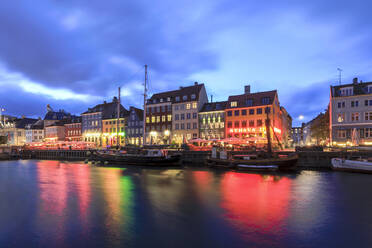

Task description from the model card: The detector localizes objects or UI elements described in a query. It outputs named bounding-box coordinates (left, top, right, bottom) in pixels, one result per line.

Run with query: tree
left=310, top=108, right=330, bottom=145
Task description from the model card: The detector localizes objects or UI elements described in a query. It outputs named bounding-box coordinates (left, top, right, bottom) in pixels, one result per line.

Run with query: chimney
left=194, top=82, right=198, bottom=85
left=353, top=77, right=358, bottom=84
left=113, top=96, right=118, bottom=102
left=245, top=85, right=251, bottom=94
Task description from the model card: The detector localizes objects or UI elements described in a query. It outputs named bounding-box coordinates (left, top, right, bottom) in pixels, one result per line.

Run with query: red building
left=64, top=118, right=82, bottom=142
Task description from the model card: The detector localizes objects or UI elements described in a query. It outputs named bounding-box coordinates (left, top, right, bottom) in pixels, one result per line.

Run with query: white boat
left=331, top=158, right=372, bottom=173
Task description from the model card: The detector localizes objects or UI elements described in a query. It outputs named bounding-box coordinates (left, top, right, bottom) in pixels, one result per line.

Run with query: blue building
left=126, top=106, right=144, bottom=146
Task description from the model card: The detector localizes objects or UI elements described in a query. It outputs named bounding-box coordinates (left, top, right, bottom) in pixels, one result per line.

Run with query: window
left=175, top=124, right=179, bottom=130
left=191, top=94, right=196, bottom=99
left=193, top=113, right=197, bottom=119
left=365, top=128, right=372, bottom=138
left=231, top=101, right=237, bottom=107
left=257, top=108, right=263, bottom=114
left=146, top=117, right=150, bottom=123
left=249, top=109, right=254, bottom=115
left=156, top=116, right=160, bottom=123
left=337, top=113, right=345, bottom=123
left=342, top=102, right=345, bottom=108
left=162, top=116, right=166, bottom=122
left=351, top=101, right=355, bottom=107
left=167, top=115, right=172, bottom=121
left=365, top=100, right=369, bottom=106
left=187, top=113, right=191, bottom=119
left=257, top=120, right=263, bottom=126
left=365, top=112, right=372, bottom=121
left=338, top=130, right=346, bottom=138
left=351, top=113, right=359, bottom=121
left=227, top=121, right=232, bottom=128
left=175, top=114, right=179, bottom=120
left=234, top=110, right=240, bottom=116
left=192, top=102, right=197, bottom=109
left=227, top=111, right=232, bottom=116
left=234, top=121, right=240, bottom=128
left=193, top=122, right=197, bottom=129
left=242, top=121, right=247, bottom=127
left=161, top=106, right=165, bottom=112
left=176, top=96, right=180, bottom=101
left=167, top=105, right=172, bottom=111
left=181, top=114, right=185, bottom=120
left=356, top=101, right=359, bottom=107
left=261, top=97, right=270, bottom=105
left=249, top=120, right=254, bottom=127
left=246, top=99, right=253, bottom=106
left=167, top=97, right=171, bottom=102
left=202, top=118, right=206, bottom=125
left=183, top=95, right=187, bottom=100
left=338, top=102, right=341, bottom=108
left=175, top=105, right=179, bottom=111
left=242, top=109, right=247, bottom=115
left=265, top=107, right=271, bottom=114
left=160, top=98, right=163, bottom=103
left=187, top=123, right=191, bottom=129
left=181, top=104, right=185, bottom=110
left=157, top=107, right=160, bottom=113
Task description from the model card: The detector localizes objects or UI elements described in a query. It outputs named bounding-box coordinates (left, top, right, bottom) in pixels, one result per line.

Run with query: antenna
left=117, top=87, right=121, bottom=149
left=143, top=65, right=148, bottom=146
left=337, top=68, right=342, bottom=85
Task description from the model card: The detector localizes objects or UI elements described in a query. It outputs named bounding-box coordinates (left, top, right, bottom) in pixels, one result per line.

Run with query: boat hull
left=331, top=158, right=372, bottom=174
left=95, top=153, right=182, bottom=167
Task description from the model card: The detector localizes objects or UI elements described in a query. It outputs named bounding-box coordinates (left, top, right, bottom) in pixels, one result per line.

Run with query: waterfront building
left=25, top=119, right=44, bottom=143
left=291, top=126, right=303, bottom=147
left=198, top=101, right=227, bottom=140
left=64, top=117, right=82, bottom=142
left=45, top=122, right=65, bottom=142
left=126, top=107, right=144, bottom=146
left=330, top=78, right=372, bottom=146
left=82, top=97, right=128, bottom=147
left=225, top=86, right=283, bottom=147
left=43, top=105, right=74, bottom=127
left=0, top=117, right=38, bottom=146
left=102, top=115, right=127, bottom=147
left=172, top=83, right=208, bottom=144
left=145, top=90, right=173, bottom=144
left=280, top=106, right=292, bottom=148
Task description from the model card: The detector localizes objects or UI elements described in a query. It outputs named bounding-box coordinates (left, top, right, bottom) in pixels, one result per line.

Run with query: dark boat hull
left=206, top=155, right=298, bottom=170
left=95, top=153, right=182, bottom=167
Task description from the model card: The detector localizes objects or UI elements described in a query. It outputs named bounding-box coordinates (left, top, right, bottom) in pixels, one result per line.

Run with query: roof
left=29, top=119, right=44, bottom=129
left=199, top=101, right=228, bottom=113
left=148, top=83, right=205, bottom=104
left=129, top=106, right=144, bottom=121
left=82, top=98, right=129, bottom=119
left=227, top=90, right=277, bottom=108
left=15, top=118, right=38, bottom=129
left=44, top=110, right=72, bottom=120
left=331, top=80, right=372, bottom=97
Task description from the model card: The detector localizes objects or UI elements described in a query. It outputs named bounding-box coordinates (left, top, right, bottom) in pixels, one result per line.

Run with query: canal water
left=1, top=160, right=372, bottom=248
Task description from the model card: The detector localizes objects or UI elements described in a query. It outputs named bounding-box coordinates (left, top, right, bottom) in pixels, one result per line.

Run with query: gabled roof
left=129, top=106, right=144, bottom=121
left=148, top=83, right=205, bottom=104
left=15, top=118, right=38, bottom=129
left=82, top=99, right=129, bottom=119
left=199, top=101, right=228, bottom=113
left=44, top=110, right=72, bottom=120
left=331, top=81, right=372, bottom=97
left=227, top=90, right=277, bottom=108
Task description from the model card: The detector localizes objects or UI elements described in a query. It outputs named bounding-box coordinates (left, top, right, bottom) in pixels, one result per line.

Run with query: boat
left=331, top=157, right=372, bottom=173
left=94, top=149, right=182, bottom=167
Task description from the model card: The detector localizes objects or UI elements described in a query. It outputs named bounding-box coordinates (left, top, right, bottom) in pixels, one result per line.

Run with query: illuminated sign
left=229, top=127, right=266, bottom=133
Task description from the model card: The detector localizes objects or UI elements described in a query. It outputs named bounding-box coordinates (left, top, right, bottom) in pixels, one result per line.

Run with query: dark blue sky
left=0, top=0, right=371, bottom=126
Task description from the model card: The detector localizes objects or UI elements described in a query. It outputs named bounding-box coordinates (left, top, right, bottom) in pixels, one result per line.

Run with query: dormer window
left=175, top=96, right=180, bottom=101
left=167, top=97, right=171, bottom=102
left=246, top=99, right=253, bottom=106
left=160, top=98, right=164, bottom=103
left=261, top=97, right=271, bottom=105
left=230, top=101, right=237, bottom=107
left=183, top=95, right=187, bottom=100
left=340, top=87, right=353, bottom=96
left=191, top=94, right=196, bottom=99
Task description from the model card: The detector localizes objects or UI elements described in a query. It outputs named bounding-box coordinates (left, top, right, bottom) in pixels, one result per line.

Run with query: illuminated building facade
left=102, top=116, right=126, bottom=147
left=25, top=119, right=44, bottom=143
left=0, top=117, right=38, bottom=146
left=81, top=97, right=128, bottom=147
left=225, top=86, right=283, bottom=147
left=280, top=106, right=292, bottom=148
left=126, top=107, right=143, bottom=146
left=45, top=123, right=65, bottom=142
left=291, top=126, right=303, bottom=147
left=199, top=101, right=227, bottom=140
left=330, top=78, right=372, bottom=146
left=64, top=117, right=82, bottom=142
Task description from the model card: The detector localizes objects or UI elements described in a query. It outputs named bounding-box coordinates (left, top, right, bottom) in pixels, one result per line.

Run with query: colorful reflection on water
left=1, top=160, right=372, bottom=248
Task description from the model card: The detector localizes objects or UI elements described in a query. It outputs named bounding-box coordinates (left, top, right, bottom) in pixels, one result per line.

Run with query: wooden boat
left=94, top=149, right=181, bottom=167
left=331, top=157, right=372, bottom=173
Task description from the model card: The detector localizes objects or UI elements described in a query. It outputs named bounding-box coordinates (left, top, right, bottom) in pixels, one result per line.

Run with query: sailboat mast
left=143, top=65, right=148, bottom=146
left=265, top=108, right=272, bottom=154
left=117, top=87, right=121, bottom=148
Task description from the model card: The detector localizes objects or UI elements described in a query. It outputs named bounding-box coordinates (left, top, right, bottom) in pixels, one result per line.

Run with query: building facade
left=102, top=116, right=126, bottom=147
left=25, top=119, right=44, bottom=143
left=45, top=123, right=65, bottom=142
left=126, top=107, right=144, bottom=146
left=330, top=78, right=372, bottom=146
left=225, top=86, right=283, bottom=147
left=291, top=127, right=303, bottom=147
left=280, top=106, right=292, bottom=148
left=198, top=101, right=227, bottom=140
left=0, top=117, right=38, bottom=146
left=64, top=118, right=82, bottom=142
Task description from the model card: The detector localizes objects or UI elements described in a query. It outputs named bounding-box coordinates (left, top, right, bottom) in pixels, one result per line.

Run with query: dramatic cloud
left=0, top=0, right=371, bottom=125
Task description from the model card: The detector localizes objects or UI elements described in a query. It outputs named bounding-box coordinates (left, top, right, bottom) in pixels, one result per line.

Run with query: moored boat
left=331, top=157, right=372, bottom=173
left=94, top=149, right=181, bottom=167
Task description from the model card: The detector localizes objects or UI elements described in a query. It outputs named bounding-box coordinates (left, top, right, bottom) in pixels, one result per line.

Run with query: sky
left=0, top=0, right=371, bottom=126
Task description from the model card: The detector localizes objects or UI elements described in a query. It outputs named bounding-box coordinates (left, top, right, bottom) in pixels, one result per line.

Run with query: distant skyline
left=1, top=0, right=371, bottom=126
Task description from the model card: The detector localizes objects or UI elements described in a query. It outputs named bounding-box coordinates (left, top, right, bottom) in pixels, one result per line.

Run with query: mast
left=143, top=65, right=148, bottom=146
left=265, top=108, right=272, bottom=155
left=117, top=87, right=121, bottom=149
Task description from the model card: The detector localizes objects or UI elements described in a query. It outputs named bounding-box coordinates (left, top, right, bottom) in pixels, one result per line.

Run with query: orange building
left=225, top=86, right=283, bottom=147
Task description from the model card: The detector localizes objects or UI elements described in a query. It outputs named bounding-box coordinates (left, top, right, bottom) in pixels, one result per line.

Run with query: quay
left=0, top=149, right=368, bottom=170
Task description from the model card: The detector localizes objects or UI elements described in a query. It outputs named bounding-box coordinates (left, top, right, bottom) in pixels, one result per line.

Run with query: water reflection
left=221, top=172, right=291, bottom=244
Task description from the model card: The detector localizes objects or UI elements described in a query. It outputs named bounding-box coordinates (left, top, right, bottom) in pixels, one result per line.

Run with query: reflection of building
left=82, top=97, right=128, bottom=147
left=172, top=83, right=208, bottom=144
left=64, top=117, right=82, bottom=142
left=330, top=77, right=372, bottom=146
left=199, top=101, right=227, bottom=140
left=102, top=116, right=126, bottom=147
left=225, top=86, right=283, bottom=146
left=0, top=117, right=38, bottom=146
left=25, top=119, right=44, bottom=143
left=126, top=107, right=144, bottom=146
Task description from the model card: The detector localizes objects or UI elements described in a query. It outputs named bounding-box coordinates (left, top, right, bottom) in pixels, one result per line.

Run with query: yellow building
left=102, top=117, right=126, bottom=147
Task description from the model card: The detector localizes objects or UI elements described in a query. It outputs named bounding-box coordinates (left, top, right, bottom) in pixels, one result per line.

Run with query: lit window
left=231, top=101, right=237, bottom=107
left=192, top=102, right=197, bottom=109
left=151, top=116, right=155, bottom=123
left=337, top=113, right=344, bottom=123
left=186, top=103, right=191, bottom=109
left=191, top=94, right=196, bottom=99
left=167, top=115, right=172, bottom=121
left=156, top=116, right=160, bottom=123
left=162, top=115, right=166, bottom=122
